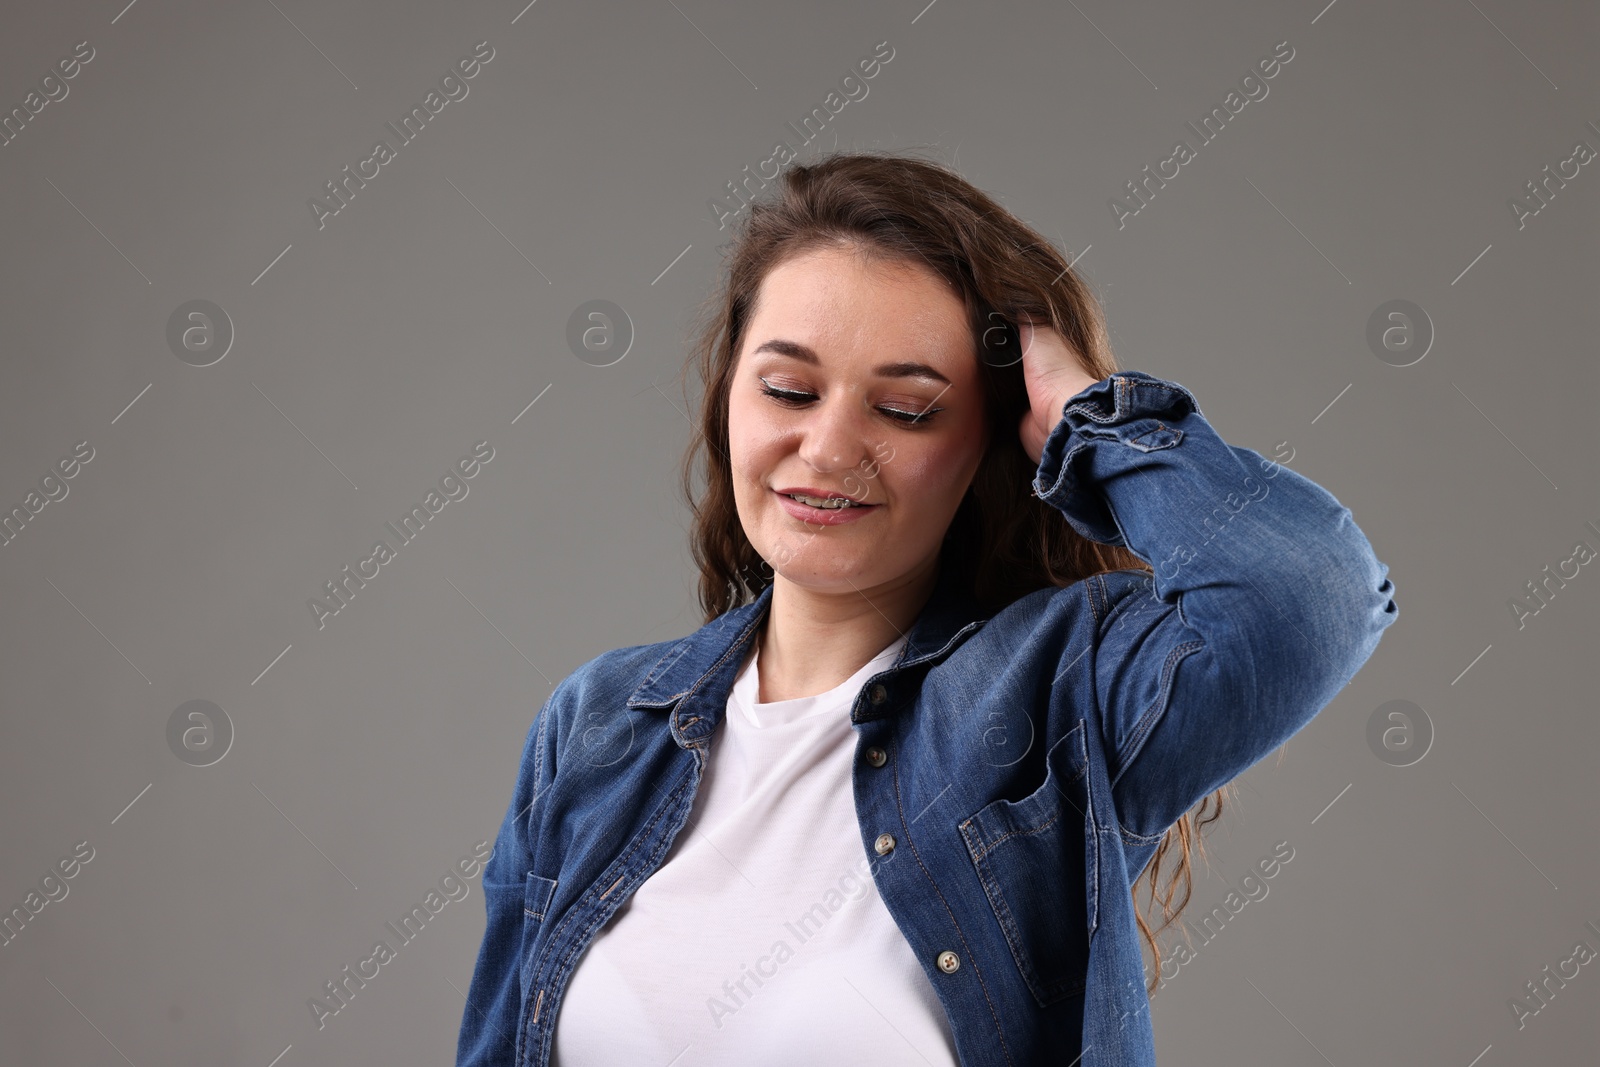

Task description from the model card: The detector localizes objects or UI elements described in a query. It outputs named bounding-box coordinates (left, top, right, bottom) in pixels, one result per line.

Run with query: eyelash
left=757, top=379, right=944, bottom=427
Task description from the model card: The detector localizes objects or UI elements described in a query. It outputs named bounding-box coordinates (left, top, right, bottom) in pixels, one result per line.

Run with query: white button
left=937, top=950, right=960, bottom=973
left=874, top=833, right=896, bottom=855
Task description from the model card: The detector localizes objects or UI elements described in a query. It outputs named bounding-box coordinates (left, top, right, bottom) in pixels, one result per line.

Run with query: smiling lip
left=772, top=486, right=879, bottom=525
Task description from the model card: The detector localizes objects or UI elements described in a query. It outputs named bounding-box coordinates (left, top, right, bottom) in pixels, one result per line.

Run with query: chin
left=768, top=554, right=876, bottom=590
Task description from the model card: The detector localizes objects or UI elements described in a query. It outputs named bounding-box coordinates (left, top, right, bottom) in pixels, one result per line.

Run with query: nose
left=795, top=390, right=875, bottom=476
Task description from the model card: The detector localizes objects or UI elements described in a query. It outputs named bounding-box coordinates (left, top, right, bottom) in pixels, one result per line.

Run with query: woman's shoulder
left=549, top=592, right=772, bottom=717
left=550, top=636, right=686, bottom=708
left=973, top=567, right=1156, bottom=640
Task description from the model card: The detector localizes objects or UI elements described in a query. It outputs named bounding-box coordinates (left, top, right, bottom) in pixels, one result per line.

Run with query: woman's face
left=728, top=245, right=988, bottom=596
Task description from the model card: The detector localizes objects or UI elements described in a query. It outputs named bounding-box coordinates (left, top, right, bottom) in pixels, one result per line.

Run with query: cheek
left=727, top=400, right=784, bottom=495
left=886, top=439, right=981, bottom=510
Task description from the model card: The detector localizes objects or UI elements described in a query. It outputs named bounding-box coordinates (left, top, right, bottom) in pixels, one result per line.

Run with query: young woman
left=457, top=152, right=1398, bottom=1067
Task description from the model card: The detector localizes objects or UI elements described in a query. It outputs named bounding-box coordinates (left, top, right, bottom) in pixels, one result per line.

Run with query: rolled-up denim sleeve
left=1032, top=370, right=1398, bottom=839
left=456, top=690, right=558, bottom=1065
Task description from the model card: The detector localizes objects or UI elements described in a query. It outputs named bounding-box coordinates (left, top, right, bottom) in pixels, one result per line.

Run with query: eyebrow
left=749, top=339, right=952, bottom=386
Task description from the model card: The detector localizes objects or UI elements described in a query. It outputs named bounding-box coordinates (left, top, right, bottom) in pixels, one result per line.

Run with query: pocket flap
left=523, top=872, right=558, bottom=924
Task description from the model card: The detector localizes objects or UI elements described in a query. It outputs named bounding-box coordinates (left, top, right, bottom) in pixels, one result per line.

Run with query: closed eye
left=758, top=379, right=943, bottom=427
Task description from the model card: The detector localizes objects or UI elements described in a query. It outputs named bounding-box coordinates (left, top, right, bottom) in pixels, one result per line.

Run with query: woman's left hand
left=1016, top=317, right=1102, bottom=466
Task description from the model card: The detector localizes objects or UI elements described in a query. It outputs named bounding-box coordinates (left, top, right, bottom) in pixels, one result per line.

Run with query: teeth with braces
left=787, top=492, right=861, bottom=509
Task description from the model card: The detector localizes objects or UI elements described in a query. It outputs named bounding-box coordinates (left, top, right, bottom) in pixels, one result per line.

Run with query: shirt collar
left=625, top=559, right=989, bottom=713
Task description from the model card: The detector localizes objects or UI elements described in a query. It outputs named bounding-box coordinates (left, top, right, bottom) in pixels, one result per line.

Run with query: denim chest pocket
left=524, top=872, right=558, bottom=923
left=519, top=873, right=558, bottom=990
left=958, top=719, right=1100, bottom=1006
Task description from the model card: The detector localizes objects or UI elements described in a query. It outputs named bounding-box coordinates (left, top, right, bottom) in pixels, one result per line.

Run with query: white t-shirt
left=552, top=631, right=960, bottom=1067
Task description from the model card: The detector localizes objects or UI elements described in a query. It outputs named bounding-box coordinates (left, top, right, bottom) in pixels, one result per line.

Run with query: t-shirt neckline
left=731, top=633, right=908, bottom=729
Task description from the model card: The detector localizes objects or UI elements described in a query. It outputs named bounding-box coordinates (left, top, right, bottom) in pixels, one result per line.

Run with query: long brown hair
left=671, top=147, right=1232, bottom=995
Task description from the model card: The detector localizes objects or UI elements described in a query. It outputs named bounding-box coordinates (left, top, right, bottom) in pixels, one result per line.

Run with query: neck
left=755, top=556, right=939, bottom=703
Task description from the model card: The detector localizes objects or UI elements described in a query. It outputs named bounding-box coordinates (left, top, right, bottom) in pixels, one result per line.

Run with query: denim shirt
left=456, top=370, right=1399, bottom=1067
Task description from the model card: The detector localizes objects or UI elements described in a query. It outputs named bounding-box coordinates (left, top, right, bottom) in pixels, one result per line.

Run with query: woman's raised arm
left=1022, top=344, right=1398, bottom=841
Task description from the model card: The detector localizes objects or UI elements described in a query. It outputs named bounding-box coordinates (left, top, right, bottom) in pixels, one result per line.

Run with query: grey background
left=1, top=0, right=1595, bottom=1064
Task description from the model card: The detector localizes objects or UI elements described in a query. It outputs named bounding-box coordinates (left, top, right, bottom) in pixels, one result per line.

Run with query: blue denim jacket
left=457, top=370, right=1398, bottom=1066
